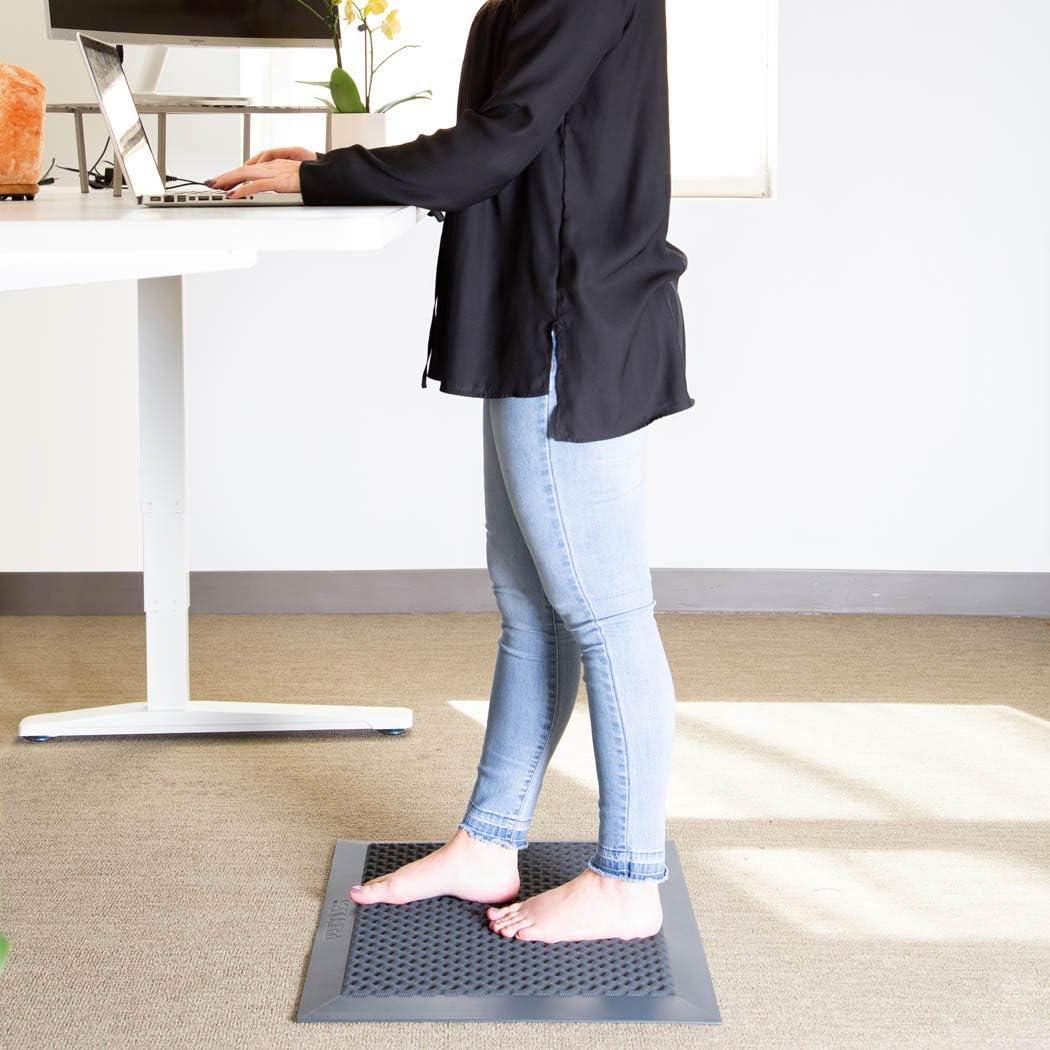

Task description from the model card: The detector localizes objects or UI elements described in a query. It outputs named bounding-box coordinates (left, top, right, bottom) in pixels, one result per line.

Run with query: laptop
left=77, top=33, right=303, bottom=208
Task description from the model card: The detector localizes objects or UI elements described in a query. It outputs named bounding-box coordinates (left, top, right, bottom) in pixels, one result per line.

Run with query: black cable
left=163, top=178, right=220, bottom=190
left=84, top=135, right=111, bottom=178
left=46, top=131, right=216, bottom=193
left=54, top=136, right=113, bottom=187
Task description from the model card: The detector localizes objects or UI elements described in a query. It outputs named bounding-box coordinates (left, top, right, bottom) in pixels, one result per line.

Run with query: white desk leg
left=18, top=275, right=412, bottom=741
left=140, top=275, right=191, bottom=711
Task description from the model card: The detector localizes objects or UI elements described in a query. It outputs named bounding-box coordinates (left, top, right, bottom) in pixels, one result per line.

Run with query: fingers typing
left=227, top=178, right=281, bottom=199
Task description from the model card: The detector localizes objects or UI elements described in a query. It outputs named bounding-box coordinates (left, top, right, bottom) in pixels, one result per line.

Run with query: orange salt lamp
left=0, top=63, right=47, bottom=199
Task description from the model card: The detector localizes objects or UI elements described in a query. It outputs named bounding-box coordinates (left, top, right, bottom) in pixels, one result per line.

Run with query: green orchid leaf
left=295, top=79, right=337, bottom=88
left=377, top=89, right=433, bottom=114
left=0, top=934, right=9, bottom=974
left=313, top=96, right=337, bottom=112
left=330, top=67, right=366, bottom=114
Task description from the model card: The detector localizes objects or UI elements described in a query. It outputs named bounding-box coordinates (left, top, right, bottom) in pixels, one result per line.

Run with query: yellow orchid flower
left=364, top=0, right=388, bottom=16
left=380, top=8, right=401, bottom=39
left=343, top=2, right=356, bottom=25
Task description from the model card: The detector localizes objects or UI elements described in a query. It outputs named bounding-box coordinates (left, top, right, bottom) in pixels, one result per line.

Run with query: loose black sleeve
left=298, top=0, right=630, bottom=211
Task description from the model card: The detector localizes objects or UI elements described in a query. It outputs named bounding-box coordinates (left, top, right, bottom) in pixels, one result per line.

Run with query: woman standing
left=209, top=0, right=694, bottom=944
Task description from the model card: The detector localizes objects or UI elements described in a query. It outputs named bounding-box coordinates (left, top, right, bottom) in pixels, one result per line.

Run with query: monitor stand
left=132, top=93, right=255, bottom=108
left=122, top=44, right=252, bottom=108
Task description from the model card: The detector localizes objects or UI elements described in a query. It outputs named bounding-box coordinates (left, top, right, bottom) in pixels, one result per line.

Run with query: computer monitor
left=45, top=1, right=331, bottom=48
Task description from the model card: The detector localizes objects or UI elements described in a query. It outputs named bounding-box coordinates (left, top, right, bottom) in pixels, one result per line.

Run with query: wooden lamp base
left=0, top=182, right=39, bottom=199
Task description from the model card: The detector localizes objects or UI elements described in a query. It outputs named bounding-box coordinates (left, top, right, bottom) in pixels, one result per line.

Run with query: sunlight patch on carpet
left=448, top=700, right=1050, bottom=823
left=710, top=847, right=1050, bottom=941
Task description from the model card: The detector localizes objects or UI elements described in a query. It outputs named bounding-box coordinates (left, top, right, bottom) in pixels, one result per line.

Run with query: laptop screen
left=78, top=34, right=166, bottom=198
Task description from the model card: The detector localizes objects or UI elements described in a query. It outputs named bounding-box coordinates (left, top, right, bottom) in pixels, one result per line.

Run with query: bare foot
left=486, top=867, right=662, bottom=943
left=349, top=828, right=520, bottom=906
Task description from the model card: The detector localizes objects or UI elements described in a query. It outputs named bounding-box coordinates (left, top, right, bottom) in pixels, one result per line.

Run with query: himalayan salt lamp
left=0, top=63, right=47, bottom=198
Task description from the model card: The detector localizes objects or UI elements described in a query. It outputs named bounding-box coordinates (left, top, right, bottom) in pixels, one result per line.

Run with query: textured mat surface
left=298, top=840, right=720, bottom=1024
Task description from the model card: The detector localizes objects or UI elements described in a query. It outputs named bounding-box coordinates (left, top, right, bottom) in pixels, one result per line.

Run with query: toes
left=489, top=910, right=532, bottom=936
left=499, top=916, right=534, bottom=938
left=349, top=875, right=391, bottom=902
left=490, top=908, right=523, bottom=931
left=487, top=902, right=518, bottom=920
left=514, top=925, right=545, bottom=941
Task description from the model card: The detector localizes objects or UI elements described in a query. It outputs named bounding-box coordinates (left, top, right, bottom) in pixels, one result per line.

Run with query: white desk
left=3, top=188, right=419, bottom=739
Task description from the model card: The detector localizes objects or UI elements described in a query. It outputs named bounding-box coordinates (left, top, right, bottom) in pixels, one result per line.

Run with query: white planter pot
left=327, top=113, right=390, bottom=151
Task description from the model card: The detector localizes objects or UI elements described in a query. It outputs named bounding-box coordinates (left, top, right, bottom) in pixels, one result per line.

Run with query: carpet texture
left=1, top=612, right=1048, bottom=1048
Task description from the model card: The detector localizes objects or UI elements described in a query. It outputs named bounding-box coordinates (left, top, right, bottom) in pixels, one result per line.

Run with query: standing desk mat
left=297, top=839, right=721, bottom=1024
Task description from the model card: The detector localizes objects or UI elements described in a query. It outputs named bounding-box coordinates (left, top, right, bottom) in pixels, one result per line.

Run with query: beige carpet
left=1, top=612, right=1048, bottom=1049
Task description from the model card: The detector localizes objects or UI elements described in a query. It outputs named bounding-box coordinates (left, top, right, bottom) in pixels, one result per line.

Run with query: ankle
left=587, top=868, right=660, bottom=893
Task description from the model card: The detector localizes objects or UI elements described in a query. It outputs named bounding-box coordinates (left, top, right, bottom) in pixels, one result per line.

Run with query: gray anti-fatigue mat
left=297, top=839, right=721, bottom=1024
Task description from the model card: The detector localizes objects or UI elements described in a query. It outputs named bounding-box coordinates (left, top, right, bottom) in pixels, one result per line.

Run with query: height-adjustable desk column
left=2, top=190, right=422, bottom=739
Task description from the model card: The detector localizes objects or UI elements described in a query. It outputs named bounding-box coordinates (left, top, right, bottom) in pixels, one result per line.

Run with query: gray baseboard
left=1, top=569, right=1048, bottom=616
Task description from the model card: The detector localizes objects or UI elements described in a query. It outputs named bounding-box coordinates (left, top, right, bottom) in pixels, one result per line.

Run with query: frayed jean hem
left=588, top=850, right=669, bottom=884
left=458, top=806, right=529, bottom=850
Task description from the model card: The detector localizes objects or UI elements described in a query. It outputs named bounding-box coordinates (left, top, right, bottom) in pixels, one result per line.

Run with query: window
left=667, top=0, right=776, bottom=197
left=242, top=0, right=777, bottom=198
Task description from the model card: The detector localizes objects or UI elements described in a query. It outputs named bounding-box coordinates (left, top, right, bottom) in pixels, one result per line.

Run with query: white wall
left=2, top=0, right=1048, bottom=573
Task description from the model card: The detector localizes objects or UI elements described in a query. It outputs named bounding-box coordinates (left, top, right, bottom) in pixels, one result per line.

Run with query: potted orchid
left=291, top=0, right=431, bottom=149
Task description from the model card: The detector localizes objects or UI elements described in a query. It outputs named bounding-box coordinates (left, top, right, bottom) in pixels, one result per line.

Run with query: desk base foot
left=18, top=700, right=413, bottom=739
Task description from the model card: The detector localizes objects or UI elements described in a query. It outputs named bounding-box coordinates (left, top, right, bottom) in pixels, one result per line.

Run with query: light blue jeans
left=458, top=331, right=677, bottom=883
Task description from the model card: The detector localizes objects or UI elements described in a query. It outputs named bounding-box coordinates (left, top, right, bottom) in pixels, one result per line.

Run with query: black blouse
left=299, top=0, right=694, bottom=442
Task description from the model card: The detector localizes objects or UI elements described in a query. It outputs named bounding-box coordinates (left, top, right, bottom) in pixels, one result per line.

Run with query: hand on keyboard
left=245, top=146, right=318, bottom=165
left=207, top=152, right=309, bottom=199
